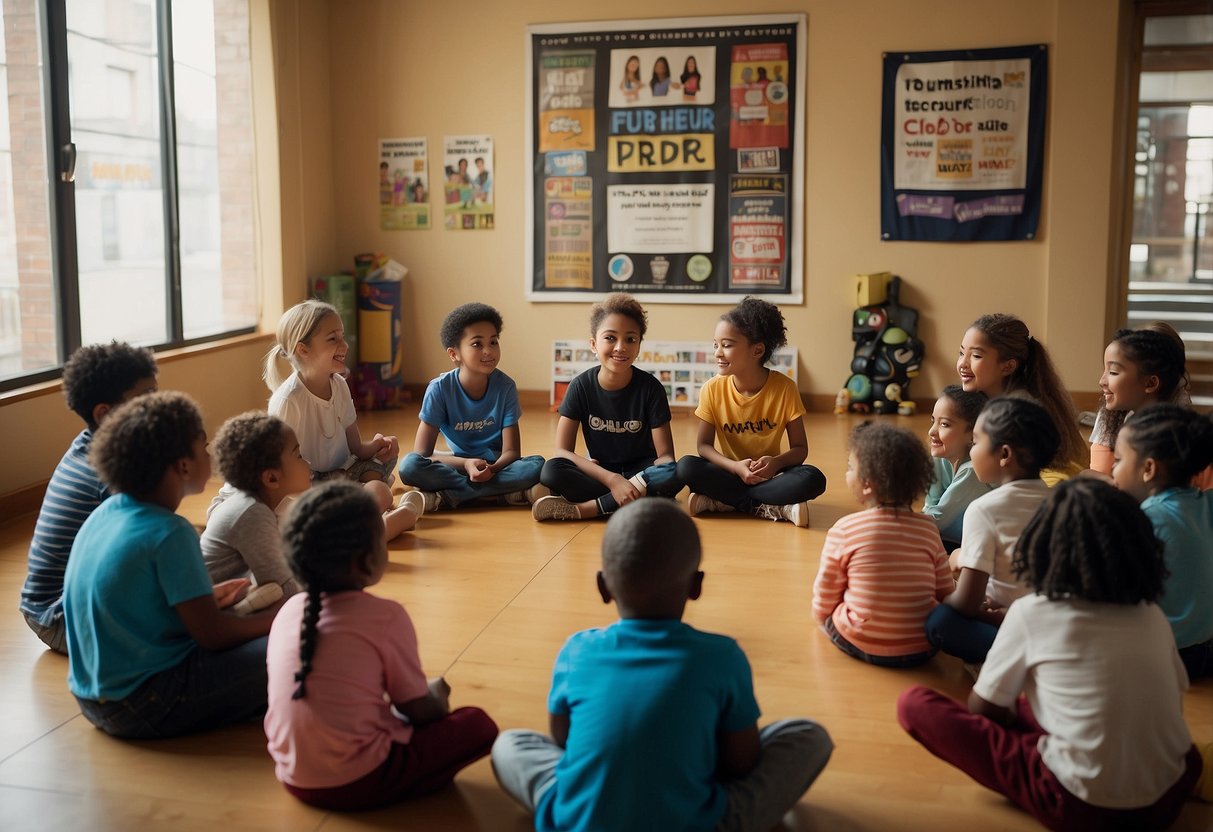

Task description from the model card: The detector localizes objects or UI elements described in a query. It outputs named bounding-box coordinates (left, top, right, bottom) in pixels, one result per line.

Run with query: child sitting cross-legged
left=899, top=479, right=1209, bottom=829
left=201, top=411, right=313, bottom=608
left=491, top=499, right=834, bottom=830
left=812, top=422, right=953, bottom=667
left=265, top=481, right=498, bottom=810
left=399, top=302, right=546, bottom=510
left=64, top=392, right=282, bottom=739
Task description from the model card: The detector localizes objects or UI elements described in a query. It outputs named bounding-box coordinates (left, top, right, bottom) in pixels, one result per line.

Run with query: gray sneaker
left=687, top=492, right=733, bottom=516
left=504, top=483, right=551, bottom=506
left=418, top=491, right=445, bottom=513
left=753, top=501, right=809, bottom=527
left=532, top=495, right=581, bottom=521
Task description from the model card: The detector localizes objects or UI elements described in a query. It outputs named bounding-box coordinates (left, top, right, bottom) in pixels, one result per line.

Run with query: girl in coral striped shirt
left=812, top=423, right=953, bottom=667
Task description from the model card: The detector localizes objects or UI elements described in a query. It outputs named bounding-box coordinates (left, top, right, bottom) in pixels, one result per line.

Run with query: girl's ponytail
left=264, top=300, right=341, bottom=393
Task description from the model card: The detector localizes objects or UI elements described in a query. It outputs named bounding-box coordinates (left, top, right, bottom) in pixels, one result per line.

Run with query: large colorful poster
left=880, top=45, right=1047, bottom=242
left=444, top=135, right=495, bottom=230
left=527, top=15, right=805, bottom=303
left=379, top=138, right=429, bottom=230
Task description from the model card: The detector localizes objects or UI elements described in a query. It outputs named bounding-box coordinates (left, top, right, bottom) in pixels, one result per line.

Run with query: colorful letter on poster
left=539, top=52, right=596, bottom=152
left=880, top=44, right=1047, bottom=242
left=379, top=138, right=429, bottom=230
left=526, top=15, right=805, bottom=303
left=728, top=175, right=787, bottom=289
left=444, top=135, right=494, bottom=230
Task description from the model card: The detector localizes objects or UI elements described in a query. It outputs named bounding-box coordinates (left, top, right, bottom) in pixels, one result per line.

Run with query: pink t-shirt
left=265, top=590, right=429, bottom=789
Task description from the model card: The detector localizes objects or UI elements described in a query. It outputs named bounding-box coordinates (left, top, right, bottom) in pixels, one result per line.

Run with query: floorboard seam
left=0, top=712, right=81, bottom=768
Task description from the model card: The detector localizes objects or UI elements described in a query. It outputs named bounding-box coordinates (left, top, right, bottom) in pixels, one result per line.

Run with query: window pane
left=0, top=1, right=57, bottom=383
left=1144, top=15, right=1213, bottom=47
left=67, top=0, right=168, bottom=347
left=174, top=0, right=258, bottom=340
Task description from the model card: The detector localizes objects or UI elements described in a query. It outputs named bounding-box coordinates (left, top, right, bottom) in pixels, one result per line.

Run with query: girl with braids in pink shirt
left=264, top=481, right=496, bottom=810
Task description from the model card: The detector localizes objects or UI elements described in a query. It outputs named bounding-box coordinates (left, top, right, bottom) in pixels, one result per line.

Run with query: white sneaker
left=399, top=490, right=425, bottom=517
left=687, top=492, right=732, bottom=516
left=418, top=490, right=445, bottom=513
left=532, top=495, right=581, bottom=521
left=753, top=501, right=810, bottom=527
left=231, top=582, right=283, bottom=615
left=503, top=483, right=551, bottom=506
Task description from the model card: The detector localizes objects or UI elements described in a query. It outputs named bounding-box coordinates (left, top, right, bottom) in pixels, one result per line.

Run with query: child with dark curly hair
left=63, top=392, right=281, bottom=739
left=925, top=397, right=1060, bottom=665
left=201, top=411, right=322, bottom=607
left=1111, top=403, right=1213, bottom=680
left=399, top=302, right=545, bottom=511
left=676, top=297, right=826, bottom=526
left=811, top=423, right=952, bottom=667
left=922, top=385, right=990, bottom=549
left=266, top=481, right=497, bottom=810
left=533, top=292, right=682, bottom=521
left=899, top=479, right=1207, bottom=829
left=20, top=341, right=157, bottom=653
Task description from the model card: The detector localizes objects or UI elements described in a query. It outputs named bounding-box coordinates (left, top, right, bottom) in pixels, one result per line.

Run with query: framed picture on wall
left=526, top=14, right=806, bottom=303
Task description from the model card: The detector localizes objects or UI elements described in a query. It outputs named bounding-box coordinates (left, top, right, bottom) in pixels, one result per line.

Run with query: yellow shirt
left=694, top=370, right=804, bottom=461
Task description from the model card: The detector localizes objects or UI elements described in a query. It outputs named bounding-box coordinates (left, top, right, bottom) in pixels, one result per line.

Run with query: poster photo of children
left=379, top=137, right=429, bottom=230
left=444, top=135, right=495, bottom=230
left=607, top=47, right=716, bottom=109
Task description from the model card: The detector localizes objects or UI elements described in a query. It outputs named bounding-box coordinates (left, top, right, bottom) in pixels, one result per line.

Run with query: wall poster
left=526, top=15, right=806, bottom=303
left=880, top=44, right=1047, bottom=242
left=379, top=137, right=429, bottom=230
left=444, top=135, right=495, bottom=230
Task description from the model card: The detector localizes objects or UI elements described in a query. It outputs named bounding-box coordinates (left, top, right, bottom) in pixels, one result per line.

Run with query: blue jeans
left=824, top=617, right=935, bottom=668
left=491, top=719, right=833, bottom=829
left=676, top=455, right=827, bottom=512
left=399, top=453, right=544, bottom=508
left=539, top=458, right=682, bottom=513
left=924, top=603, right=998, bottom=664
left=75, top=636, right=269, bottom=739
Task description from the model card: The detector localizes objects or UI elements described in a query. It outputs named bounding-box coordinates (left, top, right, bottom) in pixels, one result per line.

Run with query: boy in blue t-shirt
left=491, top=499, right=834, bottom=830
left=64, top=391, right=282, bottom=739
left=399, top=302, right=544, bottom=510
left=20, top=341, right=158, bottom=653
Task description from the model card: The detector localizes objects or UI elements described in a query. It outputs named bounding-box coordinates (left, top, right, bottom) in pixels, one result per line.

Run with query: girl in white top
left=263, top=300, right=421, bottom=539
left=924, top=397, right=1059, bottom=664
left=899, top=479, right=1204, bottom=830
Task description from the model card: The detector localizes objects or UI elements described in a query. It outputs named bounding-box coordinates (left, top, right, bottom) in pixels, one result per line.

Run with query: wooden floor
left=1, top=403, right=1210, bottom=831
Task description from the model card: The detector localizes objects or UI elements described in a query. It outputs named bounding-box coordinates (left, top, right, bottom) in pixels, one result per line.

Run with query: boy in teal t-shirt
left=491, top=500, right=833, bottom=830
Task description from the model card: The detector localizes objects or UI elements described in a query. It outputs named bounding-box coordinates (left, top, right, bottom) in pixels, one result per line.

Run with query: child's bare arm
left=967, top=688, right=1016, bottom=727
left=651, top=422, right=675, bottom=466
left=345, top=422, right=398, bottom=462
left=412, top=422, right=469, bottom=469
left=549, top=712, right=571, bottom=749
left=751, top=416, right=809, bottom=480
left=718, top=724, right=761, bottom=779
left=943, top=568, right=989, bottom=617
left=553, top=417, right=614, bottom=483
left=487, top=424, right=522, bottom=474
left=175, top=593, right=282, bottom=651
left=397, top=677, right=451, bottom=727
left=693, top=417, right=748, bottom=479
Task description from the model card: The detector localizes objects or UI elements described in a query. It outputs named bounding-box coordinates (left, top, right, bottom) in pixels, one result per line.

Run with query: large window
left=0, top=0, right=257, bottom=390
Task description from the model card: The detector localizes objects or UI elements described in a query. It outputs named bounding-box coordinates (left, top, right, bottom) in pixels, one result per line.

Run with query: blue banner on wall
left=880, top=44, right=1047, bottom=242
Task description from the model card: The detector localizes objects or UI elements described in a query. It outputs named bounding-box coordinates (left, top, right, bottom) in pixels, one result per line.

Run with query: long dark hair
left=1099, top=325, right=1189, bottom=448
left=1119, top=403, right=1213, bottom=488
left=280, top=480, right=382, bottom=699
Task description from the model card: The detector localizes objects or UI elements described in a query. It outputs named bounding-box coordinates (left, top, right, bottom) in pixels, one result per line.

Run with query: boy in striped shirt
left=812, top=423, right=953, bottom=667
left=19, top=342, right=157, bottom=652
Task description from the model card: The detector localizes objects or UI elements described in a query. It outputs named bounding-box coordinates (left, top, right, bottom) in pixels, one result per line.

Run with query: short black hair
left=849, top=421, right=933, bottom=507
left=213, top=411, right=289, bottom=494
left=590, top=292, right=647, bottom=339
left=63, top=341, right=157, bottom=429
left=978, top=396, right=1061, bottom=476
left=89, top=390, right=203, bottom=496
left=601, top=500, right=700, bottom=609
left=938, top=384, right=987, bottom=430
left=1119, top=403, right=1213, bottom=487
left=720, top=296, right=786, bottom=363
left=440, top=302, right=503, bottom=349
left=1013, top=479, right=1167, bottom=604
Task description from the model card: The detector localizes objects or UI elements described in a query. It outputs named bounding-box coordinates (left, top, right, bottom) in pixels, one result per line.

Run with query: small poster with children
left=444, top=135, right=495, bottom=230
left=379, top=138, right=429, bottom=230
left=728, top=43, right=790, bottom=150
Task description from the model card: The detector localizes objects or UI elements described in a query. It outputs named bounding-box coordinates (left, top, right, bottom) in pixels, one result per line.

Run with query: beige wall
left=309, top=0, right=1120, bottom=399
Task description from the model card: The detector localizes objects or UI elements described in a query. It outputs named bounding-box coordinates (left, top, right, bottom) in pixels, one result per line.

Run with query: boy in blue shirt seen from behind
left=20, top=341, right=158, bottom=653
left=399, top=302, right=544, bottom=510
left=492, top=499, right=834, bottom=831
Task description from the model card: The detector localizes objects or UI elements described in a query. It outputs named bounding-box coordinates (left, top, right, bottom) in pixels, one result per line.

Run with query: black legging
left=676, top=455, right=826, bottom=512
